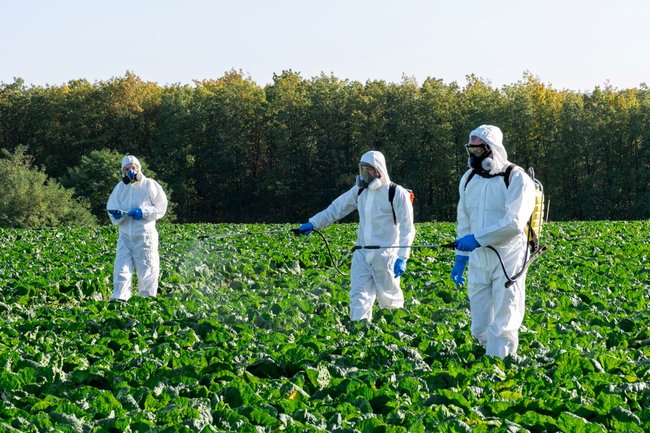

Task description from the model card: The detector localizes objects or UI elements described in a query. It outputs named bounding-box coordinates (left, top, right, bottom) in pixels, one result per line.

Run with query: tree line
left=0, top=70, right=648, bottom=227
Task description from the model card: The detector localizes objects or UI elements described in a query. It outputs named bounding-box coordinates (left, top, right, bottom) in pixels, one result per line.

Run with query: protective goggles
left=465, top=143, right=489, bottom=157
left=358, top=163, right=378, bottom=182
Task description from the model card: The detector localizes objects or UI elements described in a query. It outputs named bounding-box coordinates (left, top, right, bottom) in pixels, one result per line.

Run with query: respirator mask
left=356, top=163, right=380, bottom=189
left=122, top=168, right=142, bottom=184
left=466, top=143, right=494, bottom=173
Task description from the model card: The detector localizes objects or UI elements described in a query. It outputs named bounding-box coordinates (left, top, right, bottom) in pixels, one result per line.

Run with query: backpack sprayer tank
left=526, top=167, right=544, bottom=249
left=484, top=166, right=547, bottom=287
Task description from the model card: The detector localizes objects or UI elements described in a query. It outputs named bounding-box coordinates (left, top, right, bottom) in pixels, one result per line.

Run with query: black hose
left=310, top=229, right=350, bottom=276
left=487, top=244, right=547, bottom=287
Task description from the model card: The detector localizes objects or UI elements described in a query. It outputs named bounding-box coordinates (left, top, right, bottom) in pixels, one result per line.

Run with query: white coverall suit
left=456, top=125, right=536, bottom=357
left=107, top=157, right=168, bottom=301
left=309, top=151, right=416, bottom=321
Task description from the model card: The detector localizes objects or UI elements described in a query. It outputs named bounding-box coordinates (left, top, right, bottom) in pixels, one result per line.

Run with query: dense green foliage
left=0, top=146, right=96, bottom=227
left=1, top=72, right=649, bottom=223
left=0, top=221, right=647, bottom=431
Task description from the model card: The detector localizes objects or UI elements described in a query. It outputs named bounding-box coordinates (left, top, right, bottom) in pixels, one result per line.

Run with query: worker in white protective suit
left=107, top=155, right=168, bottom=301
left=452, top=125, right=536, bottom=358
left=298, top=150, right=416, bottom=321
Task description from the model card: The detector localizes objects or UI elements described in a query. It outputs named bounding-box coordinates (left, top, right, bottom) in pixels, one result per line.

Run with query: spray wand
left=351, top=242, right=458, bottom=252
left=293, top=226, right=457, bottom=275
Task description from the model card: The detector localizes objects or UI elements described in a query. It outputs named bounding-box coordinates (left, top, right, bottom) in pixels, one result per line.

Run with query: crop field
left=0, top=221, right=648, bottom=432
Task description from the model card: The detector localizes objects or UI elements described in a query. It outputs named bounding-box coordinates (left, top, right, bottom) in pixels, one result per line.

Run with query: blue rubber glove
left=394, top=258, right=407, bottom=278
left=108, top=209, right=124, bottom=219
left=298, top=222, right=313, bottom=236
left=128, top=208, right=143, bottom=220
left=451, top=255, right=469, bottom=286
left=455, top=234, right=480, bottom=252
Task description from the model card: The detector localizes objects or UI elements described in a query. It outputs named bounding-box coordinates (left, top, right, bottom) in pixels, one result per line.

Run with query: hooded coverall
left=107, top=156, right=168, bottom=301
left=456, top=125, right=536, bottom=357
left=309, top=150, right=416, bottom=321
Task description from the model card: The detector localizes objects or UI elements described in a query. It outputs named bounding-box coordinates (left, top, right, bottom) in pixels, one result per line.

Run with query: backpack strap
left=388, top=182, right=397, bottom=225
left=464, top=164, right=517, bottom=190
left=463, top=171, right=477, bottom=190
left=503, top=164, right=515, bottom=188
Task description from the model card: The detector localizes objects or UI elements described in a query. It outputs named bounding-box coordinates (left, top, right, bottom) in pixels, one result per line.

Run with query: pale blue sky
left=1, top=0, right=648, bottom=91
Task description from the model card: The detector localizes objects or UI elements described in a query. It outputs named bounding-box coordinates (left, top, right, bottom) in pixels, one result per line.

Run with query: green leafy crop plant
left=0, top=221, right=647, bottom=432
